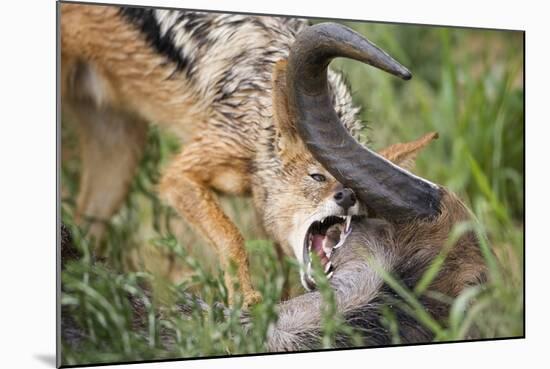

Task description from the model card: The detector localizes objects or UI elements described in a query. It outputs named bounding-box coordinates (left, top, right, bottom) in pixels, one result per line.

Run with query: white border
left=1, top=0, right=546, bottom=368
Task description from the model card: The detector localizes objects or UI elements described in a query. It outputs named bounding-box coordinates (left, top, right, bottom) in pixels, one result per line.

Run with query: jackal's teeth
left=324, top=261, right=332, bottom=274
left=306, top=262, right=317, bottom=287
left=322, top=237, right=332, bottom=258
left=333, top=224, right=351, bottom=250
left=326, top=270, right=334, bottom=279
left=344, top=215, right=352, bottom=233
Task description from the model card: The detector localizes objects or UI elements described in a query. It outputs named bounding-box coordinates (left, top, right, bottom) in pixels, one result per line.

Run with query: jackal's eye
left=310, top=173, right=327, bottom=182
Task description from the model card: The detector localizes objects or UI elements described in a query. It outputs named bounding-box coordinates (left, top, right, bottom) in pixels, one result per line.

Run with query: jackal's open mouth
left=302, top=215, right=352, bottom=290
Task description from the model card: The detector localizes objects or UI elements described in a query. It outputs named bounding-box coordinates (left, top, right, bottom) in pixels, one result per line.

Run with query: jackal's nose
left=334, top=187, right=356, bottom=212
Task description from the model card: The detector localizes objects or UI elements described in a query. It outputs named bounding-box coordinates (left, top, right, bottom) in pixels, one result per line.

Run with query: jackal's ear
left=378, top=132, right=438, bottom=171
left=272, top=59, right=304, bottom=157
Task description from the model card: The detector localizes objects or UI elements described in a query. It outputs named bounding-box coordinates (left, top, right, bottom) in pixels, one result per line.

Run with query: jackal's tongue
left=311, top=234, right=329, bottom=264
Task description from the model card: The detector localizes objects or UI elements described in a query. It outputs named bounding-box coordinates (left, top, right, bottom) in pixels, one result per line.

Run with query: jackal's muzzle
left=301, top=214, right=353, bottom=290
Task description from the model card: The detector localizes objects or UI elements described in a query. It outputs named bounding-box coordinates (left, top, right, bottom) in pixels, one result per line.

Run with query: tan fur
left=378, top=132, right=439, bottom=171
left=61, top=5, right=204, bottom=134
left=272, top=60, right=303, bottom=157
left=62, top=4, right=259, bottom=305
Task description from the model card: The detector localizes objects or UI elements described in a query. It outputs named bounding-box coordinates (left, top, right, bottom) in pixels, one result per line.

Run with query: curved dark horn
left=287, top=23, right=441, bottom=221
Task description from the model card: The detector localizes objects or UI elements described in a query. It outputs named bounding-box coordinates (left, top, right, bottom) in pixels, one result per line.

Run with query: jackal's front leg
left=159, top=144, right=261, bottom=307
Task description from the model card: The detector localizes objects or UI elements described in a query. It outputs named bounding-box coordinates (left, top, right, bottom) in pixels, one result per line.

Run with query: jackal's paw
left=243, top=290, right=262, bottom=308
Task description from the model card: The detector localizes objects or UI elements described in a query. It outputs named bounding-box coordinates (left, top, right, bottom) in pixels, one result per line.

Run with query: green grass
left=60, top=20, right=524, bottom=366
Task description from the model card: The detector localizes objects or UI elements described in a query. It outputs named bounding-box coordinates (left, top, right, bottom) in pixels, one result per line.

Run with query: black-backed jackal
left=61, top=3, right=440, bottom=306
